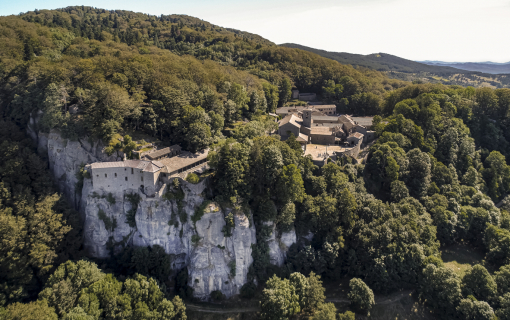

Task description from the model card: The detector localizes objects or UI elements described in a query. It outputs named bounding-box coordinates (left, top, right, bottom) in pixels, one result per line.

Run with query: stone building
left=87, top=148, right=209, bottom=197
left=276, top=105, right=337, bottom=117
left=89, top=160, right=164, bottom=196
left=278, top=109, right=374, bottom=146
left=299, top=93, right=317, bottom=101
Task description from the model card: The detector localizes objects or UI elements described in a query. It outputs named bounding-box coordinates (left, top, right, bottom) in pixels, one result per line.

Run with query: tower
left=302, top=109, right=313, bottom=128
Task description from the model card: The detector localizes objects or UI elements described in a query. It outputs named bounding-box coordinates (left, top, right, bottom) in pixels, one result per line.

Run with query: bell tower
left=302, top=108, right=313, bottom=128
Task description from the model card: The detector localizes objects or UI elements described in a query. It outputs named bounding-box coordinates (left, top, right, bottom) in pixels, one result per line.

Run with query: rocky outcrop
left=265, top=221, right=297, bottom=266
left=28, top=118, right=122, bottom=209
left=30, top=123, right=257, bottom=299
left=81, top=177, right=256, bottom=298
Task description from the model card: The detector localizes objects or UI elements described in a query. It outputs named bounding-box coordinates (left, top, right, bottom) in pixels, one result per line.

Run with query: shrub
left=229, top=260, right=236, bottom=277
left=125, top=193, right=141, bottom=228
left=106, top=193, right=116, bottom=205
left=191, top=234, right=201, bottom=245
left=98, top=208, right=117, bottom=231
left=240, top=282, right=256, bottom=299
left=192, top=200, right=211, bottom=228
left=210, top=290, right=225, bottom=301
left=186, top=172, right=200, bottom=184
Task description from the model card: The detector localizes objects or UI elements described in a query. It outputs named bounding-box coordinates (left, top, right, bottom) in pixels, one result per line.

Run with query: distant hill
left=279, top=43, right=464, bottom=75
left=280, top=43, right=510, bottom=88
left=419, top=61, right=510, bottom=74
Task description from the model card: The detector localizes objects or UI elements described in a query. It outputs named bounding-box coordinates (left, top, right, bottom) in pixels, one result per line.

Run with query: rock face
left=28, top=123, right=122, bottom=209
left=81, top=178, right=256, bottom=299
left=30, top=124, right=257, bottom=299
left=265, top=222, right=297, bottom=266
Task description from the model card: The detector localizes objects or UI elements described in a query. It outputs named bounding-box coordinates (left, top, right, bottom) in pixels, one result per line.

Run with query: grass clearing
left=441, top=243, right=490, bottom=278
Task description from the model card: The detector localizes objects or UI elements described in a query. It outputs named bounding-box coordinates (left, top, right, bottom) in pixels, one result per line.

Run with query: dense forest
left=2, top=6, right=510, bottom=320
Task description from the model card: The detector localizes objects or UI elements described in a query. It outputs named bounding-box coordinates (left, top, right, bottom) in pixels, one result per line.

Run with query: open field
left=441, top=243, right=491, bottom=277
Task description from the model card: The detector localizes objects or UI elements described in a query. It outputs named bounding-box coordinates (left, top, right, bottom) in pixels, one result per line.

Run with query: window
left=131, top=168, right=134, bottom=174
left=97, top=175, right=99, bottom=178
left=105, top=174, right=107, bottom=178
left=115, top=173, right=117, bottom=177
left=125, top=177, right=128, bottom=181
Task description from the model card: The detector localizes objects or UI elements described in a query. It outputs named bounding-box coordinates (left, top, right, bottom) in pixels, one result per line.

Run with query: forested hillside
left=282, top=43, right=510, bottom=89
left=2, top=6, right=510, bottom=320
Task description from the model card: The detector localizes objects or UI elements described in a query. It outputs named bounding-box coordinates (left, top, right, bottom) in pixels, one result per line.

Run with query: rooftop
left=314, top=105, right=336, bottom=109
left=349, top=132, right=364, bottom=139
left=310, top=127, right=333, bottom=135
left=279, top=114, right=302, bottom=128
left=90, top=160, right=164, bottom=172
left=159, top=149, right=209, bottom=174
left=351, top=116, right=374, bottom=127
left=297, top=133, right=309, bottom=142
left=146, top=145, right=182, bottom=160
left=312, top=115, right=339, bottom=121
left=276, top=106, right=306, bottom=114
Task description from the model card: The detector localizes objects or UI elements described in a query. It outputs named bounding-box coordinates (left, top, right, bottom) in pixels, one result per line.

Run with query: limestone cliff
left=29, top=124, right=258, bottom=299
left=80, top=178, right=256, bottom=298
left=28, top=122, right=300, bottom=299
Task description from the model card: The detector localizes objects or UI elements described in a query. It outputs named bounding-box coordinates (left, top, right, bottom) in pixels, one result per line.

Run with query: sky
left=1, top=0, right=509, bottom=62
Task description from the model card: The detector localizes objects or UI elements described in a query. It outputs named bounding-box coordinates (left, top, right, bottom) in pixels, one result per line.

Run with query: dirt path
left=325, top=289, right=414, bottom=305
left=185, top=290, right=414, bottom=313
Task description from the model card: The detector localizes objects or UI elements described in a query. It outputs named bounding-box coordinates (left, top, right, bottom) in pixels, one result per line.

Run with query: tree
left=289, top=272, right=309, bottom=311
left=495, top=264, right=510, bottom=296
left=496, top=293, right=510, bottom=320
left=461, top=264, right=497, bottom=303
left=306, top=272, right=326, bottom=313
left=456, top=298, right=494, bottom=320
left=420, top=264, right=462, bottom=318
left=262, top=83, right=279, bottom=113
left=277, top=164, right=304, bottom=204
left=1, top=299, right=58, bottom=320
left=483, top=151, right=510, bottom=199
left=39, top=260, right=105, bottom=316
left=337, top=188, right=358, bottom=229
left=184, top=122, right=211, bottom=152
left=309, top=303, right=337, bottom=320
left=347, top=278, right=374, bottom=316
left=260, top=275, right=300, bottom=320
left=278, top=78, right=292, bottom=107
left=406, top=148, right=431, bottom=198
left=391, top=180, right=409, bottom=202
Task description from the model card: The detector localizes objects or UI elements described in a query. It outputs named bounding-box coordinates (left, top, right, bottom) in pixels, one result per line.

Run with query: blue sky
left=2, top=0, right=509, bottom=62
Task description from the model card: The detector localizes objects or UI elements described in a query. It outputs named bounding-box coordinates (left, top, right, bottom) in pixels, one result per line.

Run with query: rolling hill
left=280, top=43, right=510, bottom=88
left=419, top=61, right=510, bottom=74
